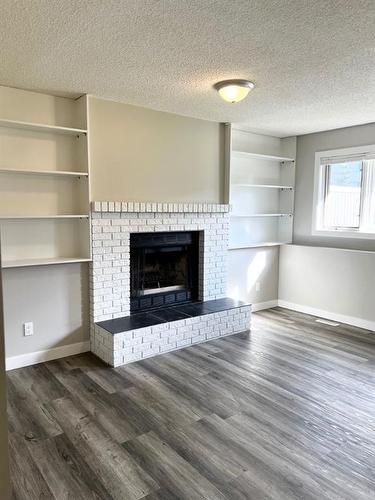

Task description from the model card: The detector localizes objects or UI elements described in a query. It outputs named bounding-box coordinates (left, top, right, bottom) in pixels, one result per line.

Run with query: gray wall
left=294, top=122, right=375, bottom=251
left=89, top=97, right=225, bottom=203
left=3, top=264, right=89, bottom=360
left=280, top=123, right=375, bottom=329
left=279, top=244, right=375, bottom=330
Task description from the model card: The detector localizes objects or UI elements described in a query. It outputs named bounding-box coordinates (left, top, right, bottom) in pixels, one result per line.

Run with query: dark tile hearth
left=151, top=308, right=192, bottom=322
left=98, top=313, right=166, bottom=334
left=97, top=298, right=249, bottom=335
left=177, top=297, right=248, bottom=315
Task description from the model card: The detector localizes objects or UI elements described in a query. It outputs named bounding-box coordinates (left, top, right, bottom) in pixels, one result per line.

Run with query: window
left=313, top=146, right=375, bottom=238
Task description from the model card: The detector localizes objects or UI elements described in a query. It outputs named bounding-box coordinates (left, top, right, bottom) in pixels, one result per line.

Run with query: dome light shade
left=214, top=79, right=255, bottom=103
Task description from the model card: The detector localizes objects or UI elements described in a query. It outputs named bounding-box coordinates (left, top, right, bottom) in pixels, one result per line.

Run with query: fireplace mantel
left=92, top=201, right=230, bottom=213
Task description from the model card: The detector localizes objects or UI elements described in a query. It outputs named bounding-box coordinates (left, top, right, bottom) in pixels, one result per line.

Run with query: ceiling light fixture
left=214, top=79, right=255, bottom=103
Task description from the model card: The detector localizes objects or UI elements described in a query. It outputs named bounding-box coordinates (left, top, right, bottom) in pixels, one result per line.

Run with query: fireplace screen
left=130, top=231, right=200, bottom=312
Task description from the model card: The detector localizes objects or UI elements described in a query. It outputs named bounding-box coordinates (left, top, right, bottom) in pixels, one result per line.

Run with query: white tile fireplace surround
left=90, top=201, right=251, bottom=367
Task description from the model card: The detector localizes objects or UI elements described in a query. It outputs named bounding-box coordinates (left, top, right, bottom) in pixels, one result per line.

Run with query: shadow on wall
left=227, top=250, right=267, bottom=301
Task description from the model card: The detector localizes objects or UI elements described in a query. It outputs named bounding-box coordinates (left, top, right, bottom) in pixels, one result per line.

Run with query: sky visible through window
left=329, top=161, right=362, bottom=187
left=316, top=153, right=375, bottom=234
left=324, top=161, right=362, bottom=228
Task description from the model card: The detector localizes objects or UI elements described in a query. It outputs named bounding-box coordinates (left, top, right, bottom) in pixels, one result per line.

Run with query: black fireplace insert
left=130, top=231, right=200, bottom=313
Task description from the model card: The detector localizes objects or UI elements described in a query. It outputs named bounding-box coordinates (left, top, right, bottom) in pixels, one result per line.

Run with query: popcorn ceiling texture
left=2, top=1, right=375, bottom=136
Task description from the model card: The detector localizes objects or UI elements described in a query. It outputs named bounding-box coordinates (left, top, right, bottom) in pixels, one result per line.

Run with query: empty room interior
left=1, top=1, right=375, bottom=499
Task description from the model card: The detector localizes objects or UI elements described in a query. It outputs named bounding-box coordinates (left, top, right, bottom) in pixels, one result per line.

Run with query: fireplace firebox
left=130, top=231, right=200, bottom=312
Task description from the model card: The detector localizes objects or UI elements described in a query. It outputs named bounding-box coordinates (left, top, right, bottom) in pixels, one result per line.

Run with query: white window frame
left=312, top=144, right=375, bottom=239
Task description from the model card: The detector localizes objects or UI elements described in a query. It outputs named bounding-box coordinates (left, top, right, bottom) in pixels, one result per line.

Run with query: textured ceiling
left=1, top=0, right=375, bottom=137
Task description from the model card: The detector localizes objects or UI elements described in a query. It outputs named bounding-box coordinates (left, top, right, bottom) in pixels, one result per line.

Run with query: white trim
left=5, top=340, right=90, bottom=371
left=312, top=145, right=375, bottom=239
left=251, top=300, right=278, bottom=312
left=311, top=152, right=325, bottom=235
left=317, top=144, right=375, bottom=163
left=315, top=319, right=340, bottom=327
left=311, top=228, right=375, bottom=239
left=278, top=300, right=375, bottom=332
left=281, top=242, right=375, bottom=255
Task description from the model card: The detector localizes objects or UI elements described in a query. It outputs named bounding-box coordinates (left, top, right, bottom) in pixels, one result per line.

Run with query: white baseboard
left=278, top=300, right=375, bottom=332
left=6, top=340, right=90, bottom=371
left=251, top=300, right=279, bottom=312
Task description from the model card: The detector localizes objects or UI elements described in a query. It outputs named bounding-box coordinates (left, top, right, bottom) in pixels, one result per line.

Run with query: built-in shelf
left=232, top=150, right=295, bottom=162
left=228, top=127, right=296, bottom=250
left=0, top=93, right=91, bottom=269
left=0, top=168, right=88, bottom=178
left=0, top=215, right=89, bottom=220
left=231, top=213, right=293, bottom=218
left=232, top=183, right=294, bottom=189
left=2, top=257, right=92, bottom=269
left=229, top=241, right=291, bottom=250
left=0, top=118, right=87, bottom=136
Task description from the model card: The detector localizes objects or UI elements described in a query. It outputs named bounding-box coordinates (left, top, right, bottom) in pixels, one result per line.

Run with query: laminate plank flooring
left=7, top=308, right=375, bottom=499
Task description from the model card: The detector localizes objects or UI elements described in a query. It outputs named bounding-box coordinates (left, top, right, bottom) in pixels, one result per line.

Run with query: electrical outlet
left=23, top=322, right=34, bottom=336
left=255, top=282, right=261, bottom=292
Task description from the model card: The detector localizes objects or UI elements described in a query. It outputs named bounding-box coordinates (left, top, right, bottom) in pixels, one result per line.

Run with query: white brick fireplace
left=89, top=201, right=251, bottom=366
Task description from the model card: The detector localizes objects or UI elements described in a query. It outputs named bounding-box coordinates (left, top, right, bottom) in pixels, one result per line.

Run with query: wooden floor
left=7, top=308, right=375, bottom=500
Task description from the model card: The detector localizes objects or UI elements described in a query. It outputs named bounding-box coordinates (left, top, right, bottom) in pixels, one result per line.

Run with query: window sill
left=312, top=228, right=375, bottom=240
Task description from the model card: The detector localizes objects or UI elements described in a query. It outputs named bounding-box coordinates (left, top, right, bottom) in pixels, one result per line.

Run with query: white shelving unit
left=233, top=183, right=293, bottom=189
left=0, top=90, right=91, bottom=268
left=2, top=257, right=92, bottom=269
left=230, top=241, right=291, bottom=249
left=0, top=118, right=87, bottom=136
left=0, top=168, right=88, bottom=178
left=232, top=150, right=294, bottom=162
left=226, top=126, right=296, bottom=250
left=231, top=214, right=293, bottom=218
left=0, top=215, right=89, bottom=220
